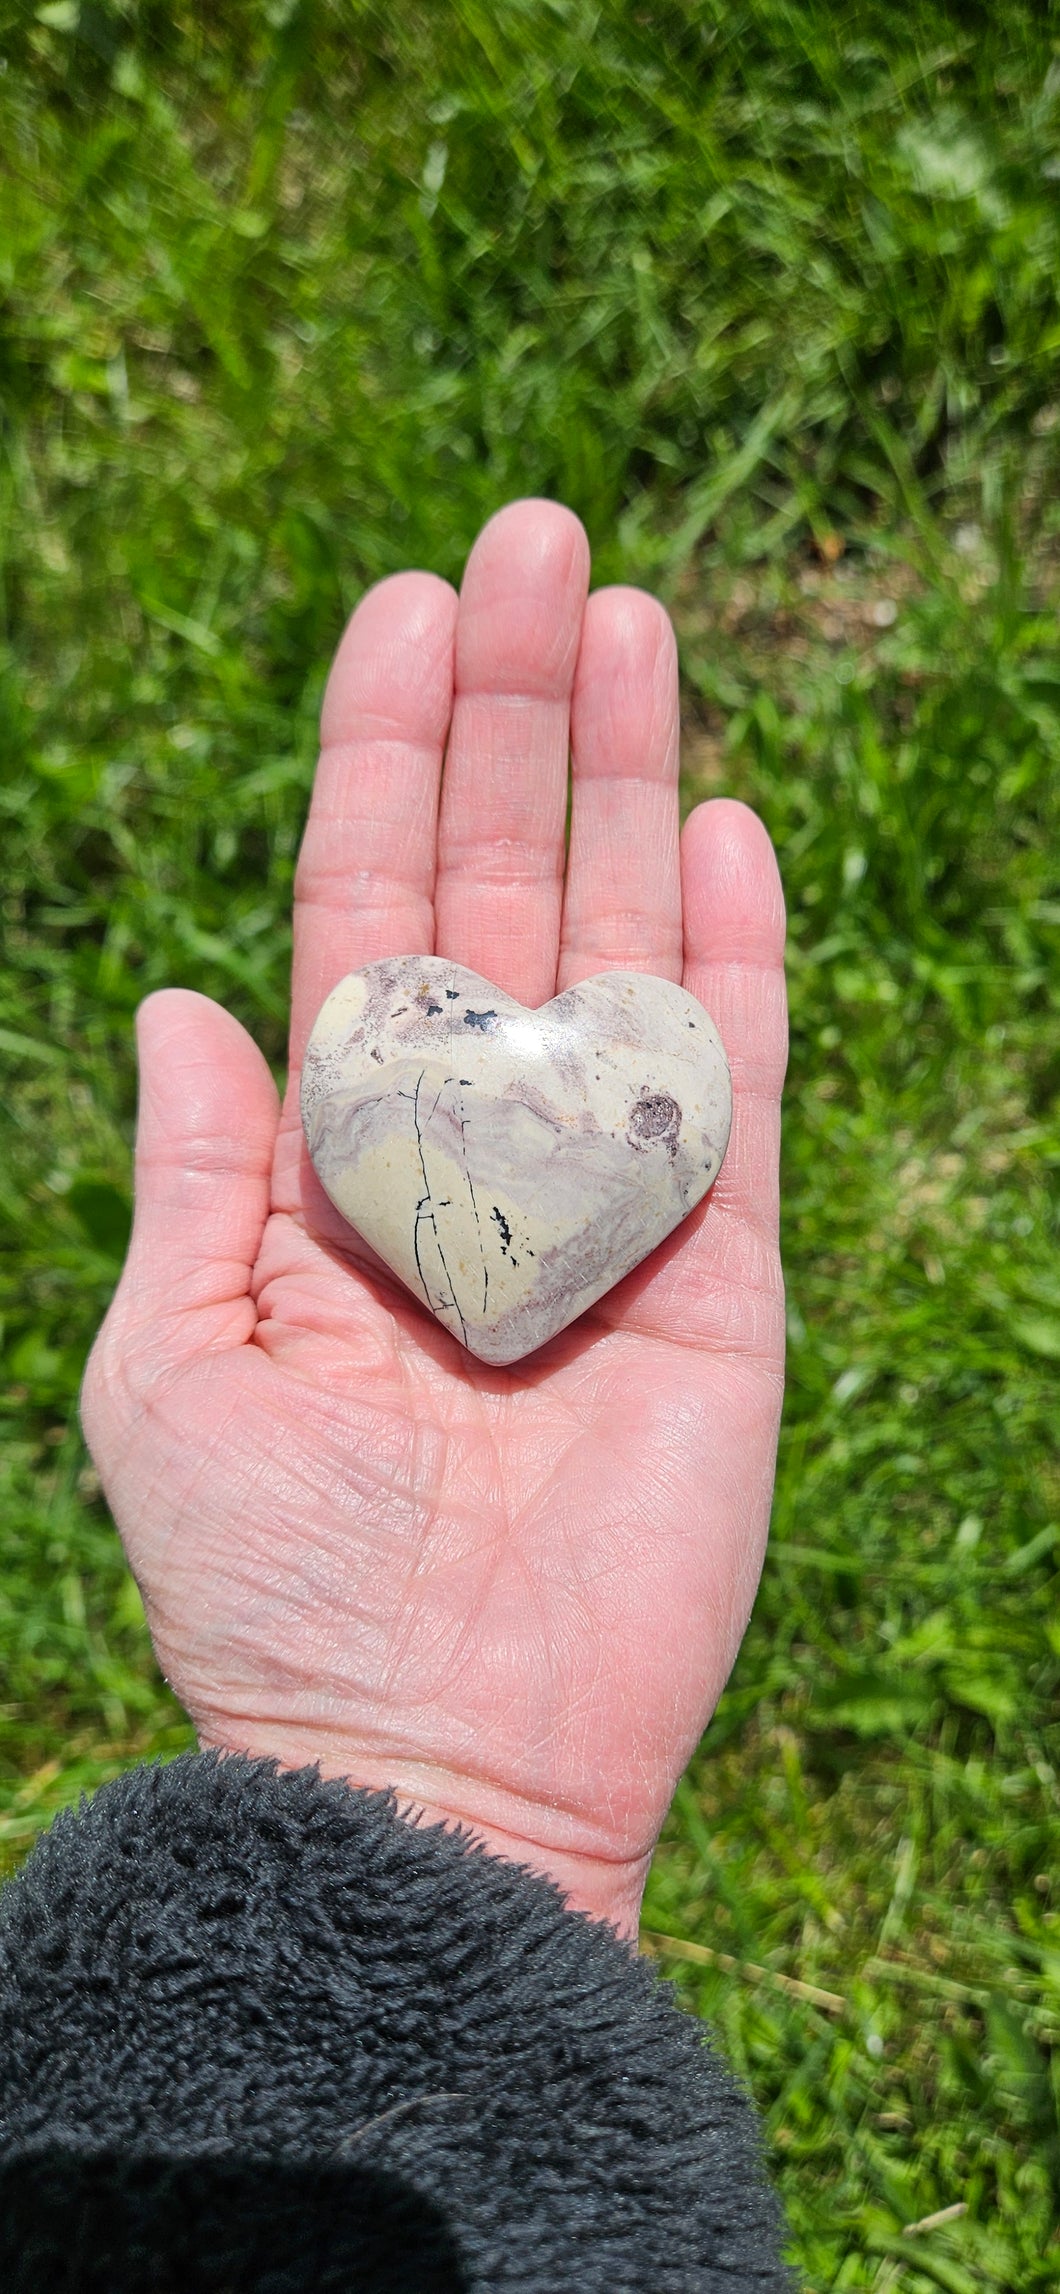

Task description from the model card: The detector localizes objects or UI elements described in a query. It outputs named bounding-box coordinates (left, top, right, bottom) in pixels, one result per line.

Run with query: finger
left=82, top=990, right=279, bottom=1419
left=591, top=800, right=786, bottom=1349
left=558, top=586, right=682, bottom=989
left=434, top=498, right=590, bottom=1007
left=681, top=798, right=788, bottom=1237
left=289, top=571, right=459, bottom=1071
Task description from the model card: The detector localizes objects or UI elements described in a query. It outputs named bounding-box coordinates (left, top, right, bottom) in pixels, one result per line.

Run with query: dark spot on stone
left=459, top=1078, right=473, bottom=1087
left=687, top=1020, right=696, bottom=1029
left=446, top=989, right=459, bottom=999
left=627, top=1091, right=681, bottom=1156
left=391, top=1005, right=408, bottom=1016
left=371, top=1048, right=384, bottom=1064
left=491, top=1206, right=513, bottom=1251
left=426, top=1001, right=443, bottom=1016
left=463, top=1008, right=498, bottom=1033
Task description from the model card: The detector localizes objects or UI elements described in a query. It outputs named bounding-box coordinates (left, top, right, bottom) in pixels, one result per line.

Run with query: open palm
left=82, top=501, right=787, bottom=1934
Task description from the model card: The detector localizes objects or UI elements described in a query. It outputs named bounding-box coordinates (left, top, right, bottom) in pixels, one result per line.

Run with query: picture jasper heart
left=301, top=957, right=731, bottom=1366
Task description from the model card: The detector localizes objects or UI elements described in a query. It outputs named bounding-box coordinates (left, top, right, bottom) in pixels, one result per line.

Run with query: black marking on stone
left=627, top=1091, right=682, bottom=1159
left=454, top=1080, right=488, bottom=1317
left=392, top=1006, right=408, bottom=1016
left=445, top=988, right=459, bottom=1000
left=463, top=1008, right=498, bottom=1033
left=371, top=1048, right=383, bottom=1064
left=459, top=1078, right=473, bottom=1087
left=491, top=1206, right=513, bottom=1255
left=687, top=1019, right=697, bottom=1028
left=410, top=1068, right=468, bottom=1344
left=426, top=1001, right=443, bottom=1016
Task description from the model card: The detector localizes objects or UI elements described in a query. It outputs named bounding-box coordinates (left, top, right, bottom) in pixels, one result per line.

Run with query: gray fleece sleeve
left=0, top=1751, right=790, bottom=2292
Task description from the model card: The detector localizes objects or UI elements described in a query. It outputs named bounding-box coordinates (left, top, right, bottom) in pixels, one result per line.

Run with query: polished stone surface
left=301, top=957, right=731, bottom=1366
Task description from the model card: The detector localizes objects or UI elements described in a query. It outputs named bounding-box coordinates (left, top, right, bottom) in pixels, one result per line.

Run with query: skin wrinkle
left=373, top=1756, right=657, bottom=1876
left=605, top=1282, right=784, bottom=1361
left=684, top=968, right=787, bottom=1054
left=441, top=769, right=567, bottom=838
left=92, top=1367, right=228, bottom=1508
left=187, top=1599, right=397, bottom=1723
left=293, top=875, right=437, bottom=919
left=136, top=1135, right=274, bottom=1181
left=304, top=783, right=441, bottom=845
left=321, top=661, right=456, bottom=743
left=379, top=1519, right=505, bottom=1709
left=455, top=597, right=587, bottom=694
left=173, top=1378, right=423, bottom=1580
left=274, top=1411, right=427, bottom=1520
left=125, top=1240, right=260, bottom=1309
left=145, top=1458, right=307, bottom=1624
left=240, top=1445, right=415, bottom=1552
left=418, top=1499, right=564, bottom=1716
left=591, top=1266, right=783, bottom=1350
left=390, top=1781, right=648, bottom=1880
left=563, top=905, right=681, bottom=947
left=297, top=806, right=441, bottom=875
left=117, top=1297, right=259, bottom=1381
left=447, top=683, right=578, bottom=715
left=250, top=1213, right=400, bottom=1309
left=441, top=1536, right=545, bottom=1705
left=574, top=756, right=677, bottom=787
left=316, top=729, right=447, bottom=762
left=432, top=849, right=566, bottom=893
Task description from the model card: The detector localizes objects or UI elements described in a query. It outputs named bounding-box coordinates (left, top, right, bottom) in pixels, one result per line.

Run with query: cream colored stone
left=301, top=958, right=731, bottom=1366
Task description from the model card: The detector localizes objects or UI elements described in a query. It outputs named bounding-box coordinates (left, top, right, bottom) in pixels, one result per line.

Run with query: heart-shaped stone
left=301, top=957, right=731, bottom=1366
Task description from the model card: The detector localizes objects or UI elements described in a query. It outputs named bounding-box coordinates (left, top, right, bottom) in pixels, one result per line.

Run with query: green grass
left=2, top=2, right=1059, bottom=2283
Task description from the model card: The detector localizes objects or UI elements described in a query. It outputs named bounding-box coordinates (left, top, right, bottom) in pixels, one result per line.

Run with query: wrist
left=402, top=1806, right=650, bottom=1938
left=196, top=1725, right=651, bottom=1937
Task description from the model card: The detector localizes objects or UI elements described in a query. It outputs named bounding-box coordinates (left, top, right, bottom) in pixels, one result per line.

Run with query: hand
left=82, top=500, right=787, bottom=1936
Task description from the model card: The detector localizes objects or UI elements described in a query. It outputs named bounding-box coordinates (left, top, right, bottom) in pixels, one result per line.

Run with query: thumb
left=96, top=988, right=279, bottom=1358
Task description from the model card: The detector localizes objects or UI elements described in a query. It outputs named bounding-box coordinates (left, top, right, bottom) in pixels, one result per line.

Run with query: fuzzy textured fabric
left=0, top=1753, right=791, bottom=2291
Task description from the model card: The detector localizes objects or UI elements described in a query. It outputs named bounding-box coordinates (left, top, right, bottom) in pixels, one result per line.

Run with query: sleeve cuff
left=0, top=1750, right=790, bottom=2290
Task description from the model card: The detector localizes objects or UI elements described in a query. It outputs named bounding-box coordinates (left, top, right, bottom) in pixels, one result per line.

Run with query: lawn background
left=2, top=2, right=1059, bottom=2284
